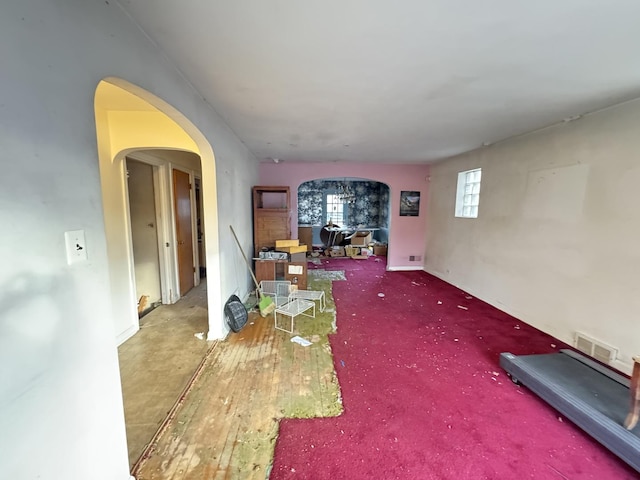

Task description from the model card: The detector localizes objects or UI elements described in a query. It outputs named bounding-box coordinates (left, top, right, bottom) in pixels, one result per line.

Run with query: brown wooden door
left=173, top=169, right=194, bottom=296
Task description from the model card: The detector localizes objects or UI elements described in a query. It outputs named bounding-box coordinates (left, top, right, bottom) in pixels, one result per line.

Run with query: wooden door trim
left=171, top=164, right=198, bottom=277
left=172, top=166, right=196, bottom=296
left=127, top=151, right=177, bottom=305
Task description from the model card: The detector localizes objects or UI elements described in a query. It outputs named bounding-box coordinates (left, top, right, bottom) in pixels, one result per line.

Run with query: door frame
left=123, top=156, right=164, bottom=309
left=125, top=151, right=190, bottom=305
left=170, top=164, right=200, bottom=295
left=194, top=175, right=205, bottom=280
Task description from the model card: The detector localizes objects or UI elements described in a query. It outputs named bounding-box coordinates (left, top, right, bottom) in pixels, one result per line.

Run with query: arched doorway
left=94, top=78, right=224, bottom=342
left=297, top=178, right=391, bottom=256
left=94, top=78, right=224, bottom=467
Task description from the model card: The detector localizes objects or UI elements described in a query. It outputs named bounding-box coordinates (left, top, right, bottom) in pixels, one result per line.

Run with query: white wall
left=0, top=1, right=258, bottom=479
left=424, top=99, right=640, bottom=374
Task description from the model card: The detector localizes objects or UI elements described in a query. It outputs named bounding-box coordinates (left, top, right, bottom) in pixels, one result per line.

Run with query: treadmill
left=500, top=349, right=640, bottom=473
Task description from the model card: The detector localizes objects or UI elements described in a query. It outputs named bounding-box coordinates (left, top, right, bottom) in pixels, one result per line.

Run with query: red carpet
left=270, top=258, right=638, bottom=479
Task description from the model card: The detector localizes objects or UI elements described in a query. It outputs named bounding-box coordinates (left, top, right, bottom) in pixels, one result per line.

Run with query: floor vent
left=574, top=332, right=616, bottom=365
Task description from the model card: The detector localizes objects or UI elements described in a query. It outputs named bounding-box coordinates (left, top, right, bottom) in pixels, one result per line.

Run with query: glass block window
left=455, top=168, right=482, bottom=218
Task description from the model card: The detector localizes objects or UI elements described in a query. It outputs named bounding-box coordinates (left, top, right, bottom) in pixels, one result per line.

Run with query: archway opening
left=297, top=177, right=390, bottom=260
left=94, top=78, right=223, bottom=467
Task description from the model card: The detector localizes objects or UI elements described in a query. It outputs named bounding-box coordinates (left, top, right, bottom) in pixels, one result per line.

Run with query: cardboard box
left=275, top=239, right=299, bottom=248
left=373, top=245, right=387, bottom=256
left=345, top=245, right=359, bottom=257
left=289, top=252, right=307, bottom=263
left=350, top=232, right=372, bottom=246
left=329, top=246, right=346, bottom=257
left=278, top=245, right=307, bottom=254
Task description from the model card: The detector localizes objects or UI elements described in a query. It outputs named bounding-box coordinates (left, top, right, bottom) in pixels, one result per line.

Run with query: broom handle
left=229, top=225, right=262, bottom=293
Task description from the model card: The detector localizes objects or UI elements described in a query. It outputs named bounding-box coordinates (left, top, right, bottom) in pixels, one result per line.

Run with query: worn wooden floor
left=118, top=281, right=213, bottom=467
left=133, top=276, right=342, bottom=479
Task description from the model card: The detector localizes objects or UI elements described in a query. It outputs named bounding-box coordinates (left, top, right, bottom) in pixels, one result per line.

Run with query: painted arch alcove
left=297, top=178, right=391, bottom=247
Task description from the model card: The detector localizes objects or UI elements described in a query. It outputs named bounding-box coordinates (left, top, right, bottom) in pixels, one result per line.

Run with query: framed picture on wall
left=400, top=191, right=420, bottom=216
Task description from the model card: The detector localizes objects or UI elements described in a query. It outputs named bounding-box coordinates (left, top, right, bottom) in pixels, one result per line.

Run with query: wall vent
left=409, top=255, right=422, bottom=262
left=574, top=332, right=617, bottom=365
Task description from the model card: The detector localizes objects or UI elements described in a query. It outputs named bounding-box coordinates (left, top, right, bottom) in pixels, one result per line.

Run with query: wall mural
left=298, top=179, right=390, bottom=227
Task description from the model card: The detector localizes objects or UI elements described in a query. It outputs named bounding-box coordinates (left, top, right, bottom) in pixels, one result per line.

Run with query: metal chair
left=258, top=280, right=291, bottom=307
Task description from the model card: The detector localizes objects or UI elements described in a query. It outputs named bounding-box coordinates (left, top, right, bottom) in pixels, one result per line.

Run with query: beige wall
left=425, top=98, right=640, bottom=373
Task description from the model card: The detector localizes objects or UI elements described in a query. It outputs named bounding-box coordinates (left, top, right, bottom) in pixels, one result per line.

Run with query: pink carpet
left=270, top=258, right=638, bottom=479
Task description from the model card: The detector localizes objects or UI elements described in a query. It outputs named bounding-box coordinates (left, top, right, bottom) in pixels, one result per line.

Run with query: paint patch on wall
left=521, top=164, right=590, bottom=222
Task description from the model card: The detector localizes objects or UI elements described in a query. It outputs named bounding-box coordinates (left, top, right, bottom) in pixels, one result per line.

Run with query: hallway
left=118, top=281, right=213, bottom=467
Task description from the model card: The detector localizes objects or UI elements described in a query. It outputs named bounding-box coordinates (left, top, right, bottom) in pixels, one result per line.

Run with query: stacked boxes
left=275, top=239, right=307, bottom=254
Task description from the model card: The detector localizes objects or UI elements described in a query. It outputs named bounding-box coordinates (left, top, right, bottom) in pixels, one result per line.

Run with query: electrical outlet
left=65, top=230, right=87, bottom=264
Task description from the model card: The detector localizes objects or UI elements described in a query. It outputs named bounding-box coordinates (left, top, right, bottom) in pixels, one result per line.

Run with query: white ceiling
left=117, top=0, right=640, bottom=164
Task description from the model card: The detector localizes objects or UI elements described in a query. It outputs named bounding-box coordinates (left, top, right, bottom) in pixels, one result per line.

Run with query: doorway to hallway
left=127, top=158, right=162, bottom=314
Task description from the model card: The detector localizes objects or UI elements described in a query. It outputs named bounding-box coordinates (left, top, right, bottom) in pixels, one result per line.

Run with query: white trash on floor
left=291, top=335, right=312, bottom=347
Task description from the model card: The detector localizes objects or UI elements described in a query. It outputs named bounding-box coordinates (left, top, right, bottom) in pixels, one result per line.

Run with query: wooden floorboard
left=134, top=276, right=341, bottom=479
left=118, top=281, right=212, bottom=468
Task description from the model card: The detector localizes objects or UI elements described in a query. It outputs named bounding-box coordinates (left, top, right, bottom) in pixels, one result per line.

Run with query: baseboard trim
left=423, top=267, right=452, bottom=283
left=386, top=266, right=424, bottom=272
left=424, top=266, right=635, bottom=376
left=207, top=329, right=229, bottom=341
left=612, top=359, right=633, bottom=376
left=116, top=324, right=139, bottom=346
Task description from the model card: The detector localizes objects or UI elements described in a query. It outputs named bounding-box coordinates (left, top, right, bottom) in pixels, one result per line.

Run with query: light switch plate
left=65, top=230, right=87, bottom=264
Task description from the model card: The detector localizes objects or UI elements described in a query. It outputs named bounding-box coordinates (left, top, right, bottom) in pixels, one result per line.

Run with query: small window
left=455, top=168, right=482, bottom=218
left=325, top=192, right=347, bottom=225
